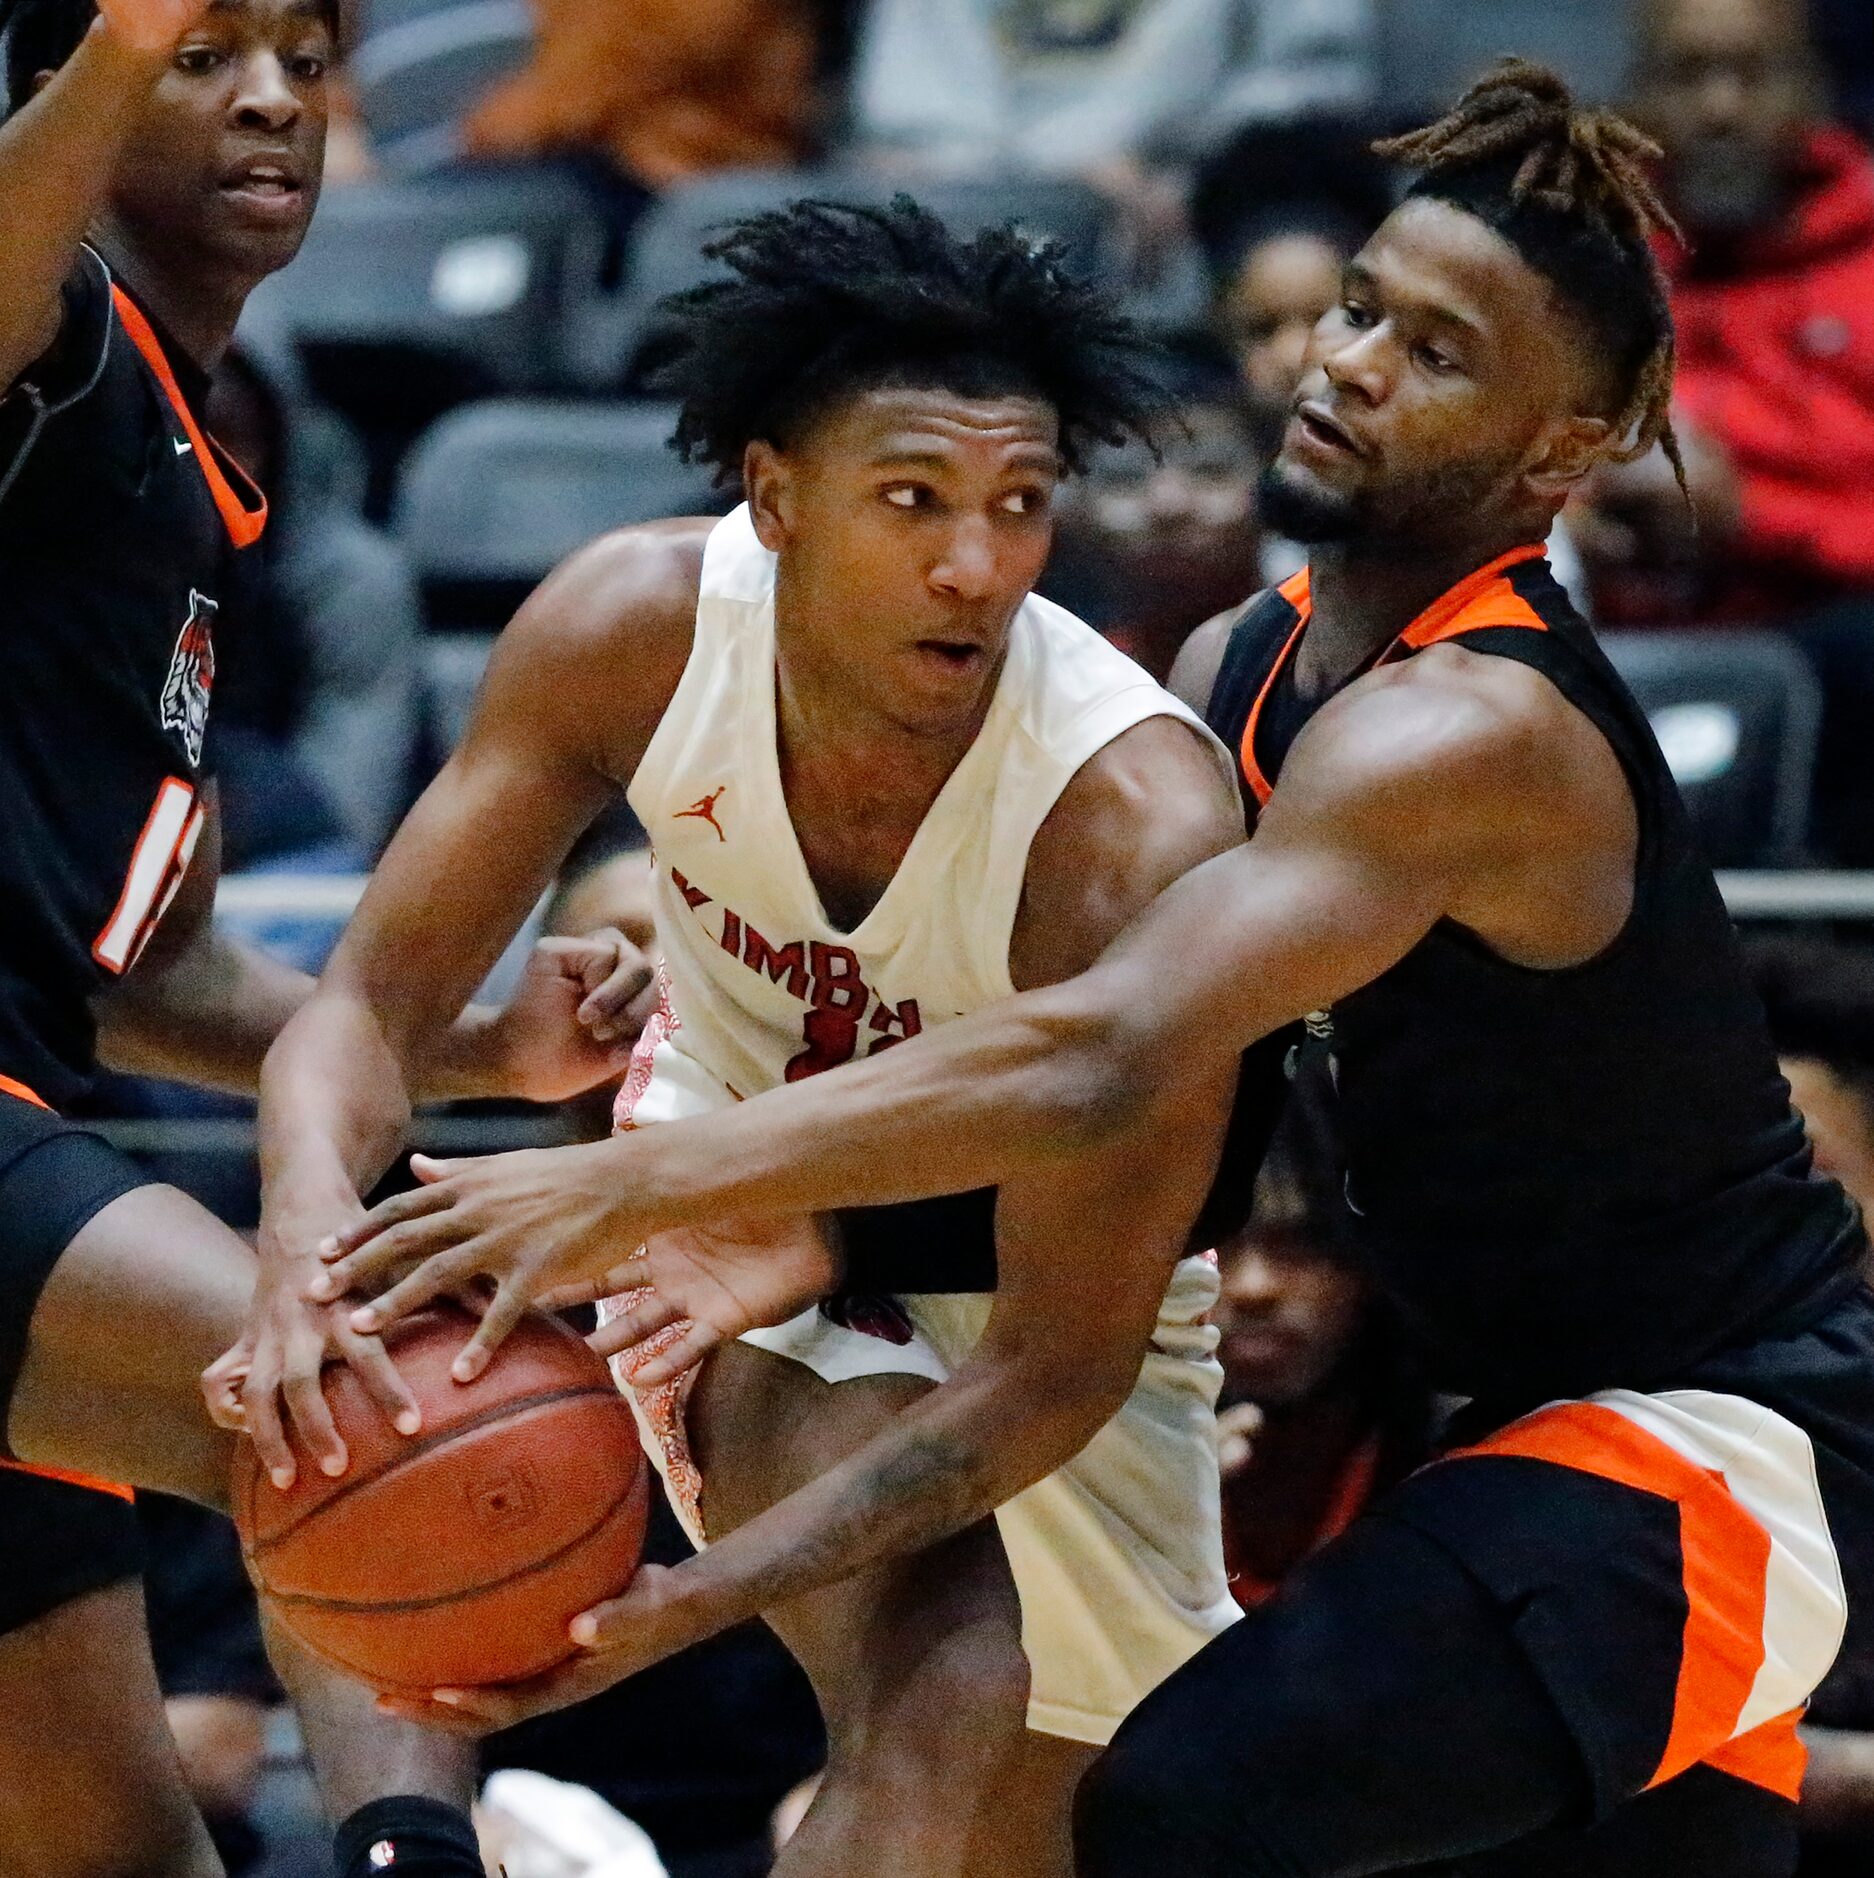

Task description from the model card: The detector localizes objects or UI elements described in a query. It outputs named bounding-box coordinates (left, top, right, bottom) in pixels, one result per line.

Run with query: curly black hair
left=650, top=195, right=1173, bottom=483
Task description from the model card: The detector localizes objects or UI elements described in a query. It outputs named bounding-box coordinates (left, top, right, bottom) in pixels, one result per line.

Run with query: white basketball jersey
left=627, top=505, right=1231, bottom=1097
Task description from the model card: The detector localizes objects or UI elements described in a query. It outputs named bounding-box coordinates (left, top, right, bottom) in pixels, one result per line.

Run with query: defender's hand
left=306, top=1141, right=645, bottom=1380
left=581, top=1214, right=841, bottom=1389
left=208, top=1245, right=422, bottom=1489
left=95, top=0, right=215, bottom=55
left=484, top=929, right=657, bottom=1103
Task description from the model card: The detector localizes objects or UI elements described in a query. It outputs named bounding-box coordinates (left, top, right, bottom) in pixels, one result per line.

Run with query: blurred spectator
left=1573, top=0, right=1874, bottom=858
left=1218, top=206, right=1364, bottom=449
left=1047, top=360, right=1263, bottom=680
left=208, top=322, right=424, bottom=859
left=140, top=1494, right=282, bottom=1877
left=848, top=0, right=1373, bottom=268
left=461, top=0, right=845, bottom=214
left=1579, top=0, right=1874, bottom=621
left=1212, top=1081, right=1434, bottom=1610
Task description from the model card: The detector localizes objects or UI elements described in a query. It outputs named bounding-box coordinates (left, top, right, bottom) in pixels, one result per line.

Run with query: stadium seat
left=1602, top=629, right=1822, bottom=868
left=396, top=398, right=726, bottom=627
left=351, top=0, right=532, bottom=174
left=246, top=170, right=610, bottom=497
left=1373, top=0, right=1636, bottom=120
left=565, top=169, right=1124, bottom=390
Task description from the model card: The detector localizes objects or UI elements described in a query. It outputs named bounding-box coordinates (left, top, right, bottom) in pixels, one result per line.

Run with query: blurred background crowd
left=6, top=0, right=1874, bottom=1870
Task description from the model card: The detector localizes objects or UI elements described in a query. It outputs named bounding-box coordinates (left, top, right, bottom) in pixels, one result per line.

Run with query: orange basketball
left=233, top=1304, right=650, bottom=1694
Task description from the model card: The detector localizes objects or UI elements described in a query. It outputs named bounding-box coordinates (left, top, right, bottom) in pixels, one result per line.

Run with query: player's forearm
left=658, top=1351, right=1132, bottom=1645
left=615, top=986, right=1146, bottom=1240
left=0, top=22, right=168, bottom=387
left=97, top=927, right=312, bottom=1096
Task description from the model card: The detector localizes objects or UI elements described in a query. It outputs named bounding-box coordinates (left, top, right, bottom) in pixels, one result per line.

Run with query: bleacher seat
left=351, top=0, right=532, bottom=174
left=1373, top=0, right=1636, bottom=120
left=1602, top=629, right=1822, bottom=868
left=565, top=169, right=1123, bottom=390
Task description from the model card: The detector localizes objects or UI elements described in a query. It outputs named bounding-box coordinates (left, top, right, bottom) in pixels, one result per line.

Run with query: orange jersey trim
left=1704, top=1708, right=1808, bottom=1804
left=0, top=1458, right=135, bottom=1503
left=1457, top=1402, right=1781, bottom=1796
left=1237, top=545, right=1550, bottom=806
left=109, top=286, right=267, bottom=550
left=0, top=1074, right=50, bottom=1110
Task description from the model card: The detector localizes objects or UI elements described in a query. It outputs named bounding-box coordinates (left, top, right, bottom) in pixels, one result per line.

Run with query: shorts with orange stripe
left=1076, top=1288, right=1874, bottom=1877
left=1, top=1086, right=153, bottom=1631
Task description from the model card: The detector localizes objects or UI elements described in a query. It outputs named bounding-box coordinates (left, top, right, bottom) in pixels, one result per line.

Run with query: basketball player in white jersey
left=232, top=199, right=1249, bottom=1877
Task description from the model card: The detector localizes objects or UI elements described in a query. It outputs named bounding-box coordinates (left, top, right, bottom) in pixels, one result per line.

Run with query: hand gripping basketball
left=94, top=0, right=213, bottom=56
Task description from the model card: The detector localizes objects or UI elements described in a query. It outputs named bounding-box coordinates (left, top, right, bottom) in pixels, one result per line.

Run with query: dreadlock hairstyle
left=651, top=195, right=1174, bottom=483
left=1374, top=59, right=1687, bottom=496
left=2, top=0, right=95, bottom=114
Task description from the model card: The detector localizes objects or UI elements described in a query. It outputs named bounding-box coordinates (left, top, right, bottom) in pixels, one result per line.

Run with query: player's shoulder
left=471, top=517, right=712, bottom=761
left=1283, top=643, right=1596, bottom=851
left=1167, top=591, right=1268, bottom=716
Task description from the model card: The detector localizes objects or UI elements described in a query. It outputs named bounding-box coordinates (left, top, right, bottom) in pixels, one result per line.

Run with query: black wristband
left=334, top=1795, right=484, bottom=1877
left=834, top=1188, right=999, bottom=1295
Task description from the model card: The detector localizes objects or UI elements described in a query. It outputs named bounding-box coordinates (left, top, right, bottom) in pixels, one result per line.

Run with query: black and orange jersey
left=0, top=250, right=266, bottom=1111
left=1206, top=548, right=1865, bottom=1409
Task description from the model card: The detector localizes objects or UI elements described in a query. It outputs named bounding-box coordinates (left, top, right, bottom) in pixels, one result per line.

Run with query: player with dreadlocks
left=0, top=0, right=644, bottom=1873
left=241, top=195, right=1250, bottom=1877
left=320, top=64, right=1874, bottom=1876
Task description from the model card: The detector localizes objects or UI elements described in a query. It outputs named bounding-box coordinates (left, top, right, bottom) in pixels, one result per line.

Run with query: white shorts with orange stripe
left=601, top=1030, right=1243, bottom=1747
left=1401, top=1380, right=1852, bottom=1810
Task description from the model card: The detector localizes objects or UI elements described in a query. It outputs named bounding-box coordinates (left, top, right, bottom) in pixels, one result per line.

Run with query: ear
left=743, top=440, right=792, bottom=553
left=1522, top=414, right=1614, bottom=503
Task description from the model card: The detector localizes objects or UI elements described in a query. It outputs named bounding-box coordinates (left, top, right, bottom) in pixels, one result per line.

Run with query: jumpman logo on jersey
left=676, top=786, right=729, bottom=842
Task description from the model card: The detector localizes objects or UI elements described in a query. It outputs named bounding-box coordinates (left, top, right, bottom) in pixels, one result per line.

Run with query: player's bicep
left=1012, top=714, right=1245, bottom=991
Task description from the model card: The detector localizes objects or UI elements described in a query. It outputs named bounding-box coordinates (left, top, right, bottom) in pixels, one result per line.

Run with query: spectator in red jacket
left=1576, top=0, right=1874, bottom=858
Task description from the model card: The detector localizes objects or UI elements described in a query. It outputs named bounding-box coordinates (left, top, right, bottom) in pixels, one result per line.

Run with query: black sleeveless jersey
left=1207, top=548, right=1865, bottom=1409
left=0, top=251, right=267, bottom=1111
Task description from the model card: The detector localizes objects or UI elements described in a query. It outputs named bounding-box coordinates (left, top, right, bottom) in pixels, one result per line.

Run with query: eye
left=175, top=45, right=223, bottom=73
left=883, top=485, right=927, bottom=510
left=1341, top=299, right=1377, bottom=330
left=1414, top=342, right=1459, bottom=374
left=999, top=487, right=1047, bottom=516
left=288, top=53, right=329, bottom=80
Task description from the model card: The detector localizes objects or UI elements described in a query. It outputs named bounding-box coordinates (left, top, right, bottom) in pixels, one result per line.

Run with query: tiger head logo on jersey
left=159, top=590, right=217, bottom=769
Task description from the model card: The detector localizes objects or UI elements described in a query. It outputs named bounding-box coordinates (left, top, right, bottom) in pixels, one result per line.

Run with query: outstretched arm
left=0, top=0, right=209, bottom=391
left=226, top=524, right=702, bottom=1485
left=323, top=645, right=1637, bottom=1324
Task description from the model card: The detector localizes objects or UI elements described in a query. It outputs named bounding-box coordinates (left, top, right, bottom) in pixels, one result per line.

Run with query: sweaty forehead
left=826, top=386, right=1062, bottom=465
left=1361, top=198, right=1577, bottom=370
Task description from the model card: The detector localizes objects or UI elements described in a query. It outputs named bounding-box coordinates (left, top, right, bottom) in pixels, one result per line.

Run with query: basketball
left=233, top=1304, right=651, bottom=1694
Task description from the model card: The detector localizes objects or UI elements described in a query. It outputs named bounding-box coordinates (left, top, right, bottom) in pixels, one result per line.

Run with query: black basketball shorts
left=0, top=1083, right=155, bottom=1635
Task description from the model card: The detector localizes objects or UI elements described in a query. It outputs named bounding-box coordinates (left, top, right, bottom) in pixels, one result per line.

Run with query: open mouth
left=219, top=158, right=305, bottom=210
left=1295, top=404, right=1363, bottom=458
left=915, top=639, right=987, bottom=671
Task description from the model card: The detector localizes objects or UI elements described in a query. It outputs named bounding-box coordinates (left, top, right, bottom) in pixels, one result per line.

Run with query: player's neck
left=93, top=220, right=250, bottom=378
left=1297, top=530, right=1537, bottom=698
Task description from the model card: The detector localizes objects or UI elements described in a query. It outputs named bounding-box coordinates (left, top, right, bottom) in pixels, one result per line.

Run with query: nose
left=231, top=51, right=301, bottom=132
left=1321, top=323, right=1390, bottom=407
left=1693, top=67, right=1750, bottom=134
left=929, top=513, right=1001, bottom=603
left=1221, top=1247, right=1283, bottom=1313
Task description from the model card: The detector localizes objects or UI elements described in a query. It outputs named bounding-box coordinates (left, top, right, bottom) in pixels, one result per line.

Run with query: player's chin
left=205, top=183, right=319, bottom=269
